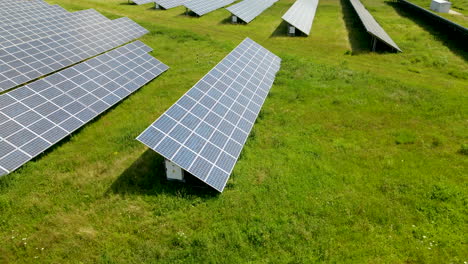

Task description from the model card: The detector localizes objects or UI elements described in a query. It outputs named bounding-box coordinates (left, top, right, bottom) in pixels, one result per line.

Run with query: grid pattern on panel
left=155, top=0, right=185, bottom=9
left=132, top=0, right=154, bottom=5
left=349, top=0, right=401, bottom=51
left=0, top=41, right=169, bottom=177
left=137, top=37, right=281, bottom=192
left=0, top=5, right=68, bottom=26
left=226, top=0, right=278, bottom=23
left=0, top=9, right=109, bottom=49
left=184, top=0, right=235, bottom=16
left=282, top=0, right=318, bottom=35
left=0, top=17, right=148, bottom=92
left=0, top=0, right=47, bottom=11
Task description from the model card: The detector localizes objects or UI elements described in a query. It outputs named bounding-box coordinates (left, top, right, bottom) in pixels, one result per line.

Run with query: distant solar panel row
left=0, top=9, right=109, bottom=49
left=185, top=0, right=235, bottom=16
left=0, top=17, right=148, bottom=92
left=137, top=37, right=281, bottom=192
left=155, top=0, right=185, bottom=9
left=226, top=0, right=278, bottom=23
left=282, top=0, right=319, bottom=36
left=0, top=41, right=169, bottom=176
left=349, top=0, right=401, bottom=51
left=0, top=4, right=68, bottom=26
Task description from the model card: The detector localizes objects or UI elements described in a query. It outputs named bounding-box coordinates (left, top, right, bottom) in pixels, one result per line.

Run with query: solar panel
left=0, top=9, right=109, bottom=49
left=282, top=0, right=319, bottom=36
left=0, top=5, right=68, bottom=26
left=0, top=18, right=148, bottom=92
left=137, top=38, right=281, bottom=192
left=0, top=41, right=169, bottom=177
left=0, top=0, right=47, bottom=10
left=131, top=0, right=154, bottom=5
left=154, top=0, right=185, bottom=9
left=349, top=0, right=401, bottom=51
left=226, top=0, right=278, bottom=23
left=184, top=0, right=235, bottom=16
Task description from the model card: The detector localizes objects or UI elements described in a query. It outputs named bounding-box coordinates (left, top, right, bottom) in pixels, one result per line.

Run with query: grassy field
left=0, top=0, right=467, bottom=263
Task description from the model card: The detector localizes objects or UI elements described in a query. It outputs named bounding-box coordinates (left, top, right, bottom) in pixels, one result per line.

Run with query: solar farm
left=0, top=0, right=467, bottom=262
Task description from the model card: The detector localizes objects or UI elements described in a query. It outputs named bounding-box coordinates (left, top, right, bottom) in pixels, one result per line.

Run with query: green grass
left=0, top=0, right=467, bottom=263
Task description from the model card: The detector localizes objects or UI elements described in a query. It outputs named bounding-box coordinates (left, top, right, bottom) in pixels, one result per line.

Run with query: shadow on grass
left=107, top=149, right=219, bottom=198
left=340, top=0, right=373, bottom=54
left=119, top=1, right=135, bottom=5
left=387, top=1, right=468, bottom=60
left=270, top=20, right=287, bottom=37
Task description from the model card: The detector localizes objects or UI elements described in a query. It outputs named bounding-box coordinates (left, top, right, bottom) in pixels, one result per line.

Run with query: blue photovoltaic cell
left=137, top=37, right=281, bottom=192
left=0, top=41, right=169, bottom=177
left=0, top=17, right=148, bottom=91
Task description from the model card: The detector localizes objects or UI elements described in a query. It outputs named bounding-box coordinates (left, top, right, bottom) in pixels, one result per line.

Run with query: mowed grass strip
left=0, top=0, right=466, bottom=263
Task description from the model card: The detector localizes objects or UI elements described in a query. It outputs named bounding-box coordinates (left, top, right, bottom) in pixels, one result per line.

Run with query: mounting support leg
left=372, top=37, right=377, bottom=52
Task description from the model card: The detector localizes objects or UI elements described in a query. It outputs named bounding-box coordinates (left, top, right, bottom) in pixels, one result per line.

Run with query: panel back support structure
left=137, top=37, right=281, bottom=192
left=281, top=0, right=319, bottom=36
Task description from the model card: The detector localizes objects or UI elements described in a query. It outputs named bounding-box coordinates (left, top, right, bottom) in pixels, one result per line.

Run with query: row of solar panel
left=0, top=41, right=168, bottom=176
left=1, top=1, right=282, bottom=194
left=0, top=1, right=169, bottom=176
left=128, top=0, right=400, bottom=51
left=137, top=37, right=281, bottom=192
left=131, top=0, right=277, bottom=22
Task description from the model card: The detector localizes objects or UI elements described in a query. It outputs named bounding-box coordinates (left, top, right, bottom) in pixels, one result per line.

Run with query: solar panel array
left=0, top=41, right=169, bottom=176
left=137, top=38, right=281, bottom=192
left=0, top=17, right=148, bottom=92
left=0, top=9, right=108, bottom=49
left=0, top=1, right=169, bottom=176
left=282, top=0, right=319, bottom=36
left=226, top=0, right=278, bottom=23
left=0, top=0, right=46, bottom=10
left=0, top=4, right=68, bottom=26
left=349, top=0, right=402, bottom=51
left=184, top=0, right=235, bottom=16
left=154, top=0, right=185, bottom=9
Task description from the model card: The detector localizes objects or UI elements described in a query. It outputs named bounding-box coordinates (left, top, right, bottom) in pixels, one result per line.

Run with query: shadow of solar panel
left=184, top=0, right=235, bottom=16
left=0, top=41, right=169, bottom=177
left=137, top=37, right=281, bottom=192
left=349, top=0, right=401, bottom=51
left=226, top=0, right=278, bottom=23
left=0, top=18, right=149, bottom=92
